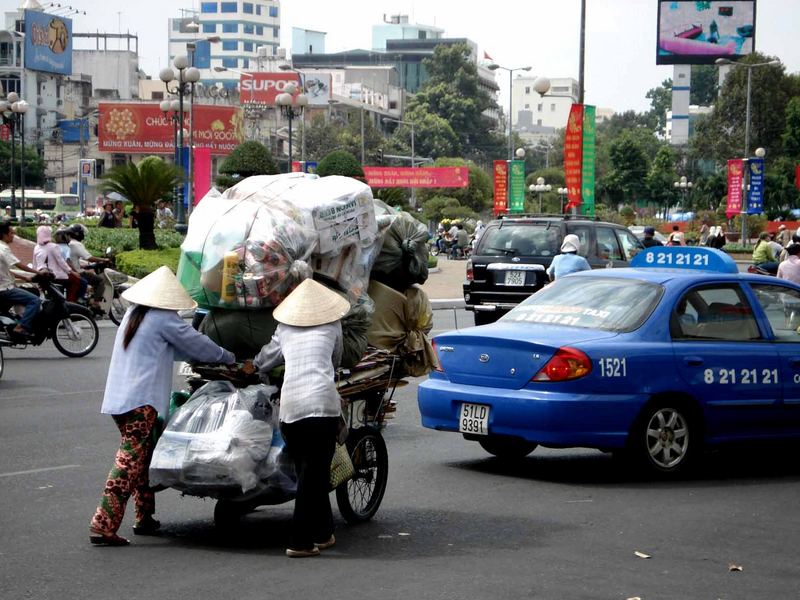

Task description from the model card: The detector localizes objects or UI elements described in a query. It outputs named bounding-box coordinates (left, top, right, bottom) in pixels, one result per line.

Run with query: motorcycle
left=87, top=248, right=138, bottom=326
left=747, top=264, right=776, bottom=276
left=0, top=274, right=99, bottom=358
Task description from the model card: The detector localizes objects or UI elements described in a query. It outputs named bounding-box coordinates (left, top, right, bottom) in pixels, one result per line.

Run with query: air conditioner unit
left=257, top=46, right=268, bottom=58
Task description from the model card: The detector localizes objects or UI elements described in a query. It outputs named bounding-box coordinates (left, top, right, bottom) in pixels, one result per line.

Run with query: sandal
left=132, top=517, right=161, bottom=536
left=89, top=528, right=130, bottom=546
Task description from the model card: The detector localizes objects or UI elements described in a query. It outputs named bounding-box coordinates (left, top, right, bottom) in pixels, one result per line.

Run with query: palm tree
left=100, top=157, right=184, bottom=249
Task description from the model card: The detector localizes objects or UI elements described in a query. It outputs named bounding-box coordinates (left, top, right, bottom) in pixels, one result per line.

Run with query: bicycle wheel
left=335, top=427, right=388, bottom=524
left=108, top=296, right=128, bottom=326
left=52, top=311, right=99, bottom=357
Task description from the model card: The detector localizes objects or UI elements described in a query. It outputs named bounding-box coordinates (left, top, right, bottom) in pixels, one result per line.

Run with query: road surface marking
left=0, top=464, right=80, bottom=478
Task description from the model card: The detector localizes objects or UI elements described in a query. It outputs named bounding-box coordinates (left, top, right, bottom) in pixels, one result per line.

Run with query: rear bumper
left=462, top=286, right=541, bottom=312
left=418, top=377, right=646, bottom=450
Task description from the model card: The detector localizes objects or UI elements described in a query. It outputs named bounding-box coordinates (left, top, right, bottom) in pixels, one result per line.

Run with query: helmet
left=69, top=224, right=88, bottom=241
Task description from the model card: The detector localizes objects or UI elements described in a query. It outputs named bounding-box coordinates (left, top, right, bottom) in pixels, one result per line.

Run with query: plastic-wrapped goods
left=340, top=293, right=375, bottom=368
left=200, top=308, right=279, bottom=360
left=366, top=280, right=437, bottom=377
left=177, top=185, right=318, bottom=309
left=149, top=381, right=294, bottom=495
left=370, top=211, right=430, bottom=291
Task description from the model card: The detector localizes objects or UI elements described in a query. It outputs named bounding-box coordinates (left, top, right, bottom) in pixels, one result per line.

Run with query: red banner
left=193, top=147, right=212, bottom=205
left=363, top=166, right=469, bottom=188
left=493, top=160, right=508, bottom=216
left=240, top=72, right=303, bottom=104
left=564, top=103, right=584, bottom=210
left=98, top=103, right=244, bottom=155
left=726, top=159, right=744, bottom=219
left=796, top=164, right=800, bottom=191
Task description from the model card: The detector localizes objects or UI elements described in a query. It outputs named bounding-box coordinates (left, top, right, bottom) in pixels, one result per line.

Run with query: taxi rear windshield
left=477, top=224, right=561, bottom=257
left=502, top=277, right=663, bottom=332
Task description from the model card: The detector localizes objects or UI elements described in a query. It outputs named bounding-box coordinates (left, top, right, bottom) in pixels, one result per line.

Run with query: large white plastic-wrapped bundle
left=149, top=381, right=296, bottom=496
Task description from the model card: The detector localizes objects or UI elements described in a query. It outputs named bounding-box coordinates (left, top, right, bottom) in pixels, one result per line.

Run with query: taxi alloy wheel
left=642, top=405, right=692, bottom=473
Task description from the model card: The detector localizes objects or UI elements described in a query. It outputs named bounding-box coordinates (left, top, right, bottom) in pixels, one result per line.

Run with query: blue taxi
left=418, top=247, right=800, bottom=475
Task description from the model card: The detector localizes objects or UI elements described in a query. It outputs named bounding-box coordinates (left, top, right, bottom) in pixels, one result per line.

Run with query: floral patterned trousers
left=90, top=406, right=157, bottom=535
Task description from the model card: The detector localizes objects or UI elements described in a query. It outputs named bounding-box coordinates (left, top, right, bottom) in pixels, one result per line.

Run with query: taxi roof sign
left=630, top=246, right=739, bottom=274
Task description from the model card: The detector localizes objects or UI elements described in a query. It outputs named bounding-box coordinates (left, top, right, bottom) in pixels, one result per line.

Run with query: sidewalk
left=421, top=256, right=468, bottom=300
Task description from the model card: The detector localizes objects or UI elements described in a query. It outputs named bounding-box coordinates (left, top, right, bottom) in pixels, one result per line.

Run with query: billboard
left=24, top=10, right=72, bottom=75
left=363, top=166, right=469, bottom=188
left=98, top=103, right=244, bottom=155
left=657, top=1, right=756, bottom=65
left=239, top=72, right=331, bottom=105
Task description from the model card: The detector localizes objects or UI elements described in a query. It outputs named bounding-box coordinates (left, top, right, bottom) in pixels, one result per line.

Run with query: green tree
left=216, top=140, right=278, bottom=189
left=691, top=65, right=719, bottom=106
left=602, top=131, right=650, bottom=205
left=782, top=96, right=800, bottom=159
left=416, top=157, right=492, bottom=213
left=691, top=170, right=727, bottom=212
left=387, top=103, right=461, bottom=160
left=645, top=79, right=673, bottom=135
left=316, top=150, right=365, bottom=179
left=0, top=141, right=46, bottom=189
left=304, top=114, right=343, bottom=161
left=646, top=146, right=678, bottom=213
left=100, top=157, right=184, bottom=249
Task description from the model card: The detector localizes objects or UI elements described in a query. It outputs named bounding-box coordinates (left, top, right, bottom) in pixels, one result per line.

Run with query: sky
left=60, top=0, right=800, bottom=113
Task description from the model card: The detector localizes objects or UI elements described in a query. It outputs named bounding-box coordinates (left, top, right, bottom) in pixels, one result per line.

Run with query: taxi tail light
left=532, top=347, right=592, bottom=382
left=431, top=339, right=444, bottom=372
left=466, top=259, right=474, bottom=281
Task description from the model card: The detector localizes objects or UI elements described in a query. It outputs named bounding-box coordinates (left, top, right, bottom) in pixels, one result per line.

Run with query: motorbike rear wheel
left=0, top=345, right=4, bottom=379
left=52, top=311, right=99, bottom=357
left=108, top=296, right=128, bottom=326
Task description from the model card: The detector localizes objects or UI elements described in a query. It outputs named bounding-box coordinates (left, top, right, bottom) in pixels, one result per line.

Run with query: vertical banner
left=581, top=105, right=596, bottom=217
left=508, top=160, right=526, bottom=213
left=564, top=103, right=584, bottom=210
left=493, top=160, right=509, bottom=216
left=180, top=147, right=190, bottom=210
left=795, top=164, right=800, bottom=191
left=726, top=159, right=744, bottom=219
left=193, top=147, right=212, bottom=205
left=747, top=157, right=765, bottom=215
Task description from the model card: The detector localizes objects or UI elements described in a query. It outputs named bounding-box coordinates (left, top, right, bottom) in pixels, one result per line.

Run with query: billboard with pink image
left=657, top=0, right=756, bottom=65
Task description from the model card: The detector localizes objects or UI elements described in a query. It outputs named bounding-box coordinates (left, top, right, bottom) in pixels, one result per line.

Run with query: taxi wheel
left=478, top=437, right=538, bottom=459
left=634, top=402, right=697, bottom=475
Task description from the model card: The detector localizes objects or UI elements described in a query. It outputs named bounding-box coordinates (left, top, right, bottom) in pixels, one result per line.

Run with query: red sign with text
left=493, top=160, right=509, bottom=215
left=363, top=167, right=469, bottom=188
left=240, top=72, right=303, bottom=104
left=726, top=159, right=744, bottom=218
left=98, top=103, right=244, bottom=155
left=564, top=103, right=584, bottom=210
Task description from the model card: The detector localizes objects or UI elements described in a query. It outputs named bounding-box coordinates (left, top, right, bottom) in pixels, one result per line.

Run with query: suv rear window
left=477, top=224, right=561, bottom=257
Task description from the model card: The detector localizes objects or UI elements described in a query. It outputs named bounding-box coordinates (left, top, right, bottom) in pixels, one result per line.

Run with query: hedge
left=115, top=248, right=181, bottom=279
left=15, top=226, right=183, bottom=256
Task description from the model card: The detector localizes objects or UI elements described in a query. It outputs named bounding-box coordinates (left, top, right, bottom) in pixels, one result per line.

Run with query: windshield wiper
left=486, top=246, right=517, bottom=255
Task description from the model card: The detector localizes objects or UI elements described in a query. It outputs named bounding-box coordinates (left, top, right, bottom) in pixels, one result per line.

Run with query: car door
left=670, top=283, right=781, bottom=441
left=746, top=282, right=800, bottom=434
left=595, top=226, right=626, bottom=268
left=616, top=228, right=645, bottom=265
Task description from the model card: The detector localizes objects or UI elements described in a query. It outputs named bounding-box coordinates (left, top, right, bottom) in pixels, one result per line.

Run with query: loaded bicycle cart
left=154, top=172, right=438, bottom=529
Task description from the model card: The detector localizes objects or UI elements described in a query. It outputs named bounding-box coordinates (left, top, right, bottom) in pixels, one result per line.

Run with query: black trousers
left=280, top=416, right=339, bottom=550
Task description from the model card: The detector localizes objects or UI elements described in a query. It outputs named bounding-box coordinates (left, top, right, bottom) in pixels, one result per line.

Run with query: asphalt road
left=2, top=318, right=800, bottom=600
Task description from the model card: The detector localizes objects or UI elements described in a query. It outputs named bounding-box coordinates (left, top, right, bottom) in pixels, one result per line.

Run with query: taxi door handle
left=683, top=356, right=704, bottom=367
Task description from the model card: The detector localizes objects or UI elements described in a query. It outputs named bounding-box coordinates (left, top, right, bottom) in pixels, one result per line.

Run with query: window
left=222, top=22, right=238, bottom=33
left=242, top=58, right=250, bottom=68
left=537, top=119, right=542, bottom=126
left=222, top=57, right=237, bottom=68
left=243, top=24, right=254, bottom=34
left=256, top=25, right=264, bottom=35
left=243, top=41, right=253, bottom=51
left=537, top=103, right=543, bottom=111
left=243, top=2, right=253, bottom=13
left=151, top=91, right=164, bottom=100
left=220, top=2, right=237, bottom=12
left=566, top=225, right=592, bottom=258
left=616, top=229, right=643, bottom=261
left=256, top=4, right=261, bottom=14
left=524, top=103, right=529, bottom=109
left=172, top=21, right=181, bottom=31
left=273, top=26, right=279, bottom=37
left=200, top=2, right=217, bottom=13
left=595, top=227, right=623, bottom=261
left=524, top=86, right=530, bottom=94
left=222, top=40, right=237, bottom=51
left=269, top=5, right=278, bottom=17
left=551, top=103, right=556, bottom=111
left=750, top=284, right=800, bottom=342
left=202, top=23, right=217, bottom=33
left=672, top=285, right=760, bottom=341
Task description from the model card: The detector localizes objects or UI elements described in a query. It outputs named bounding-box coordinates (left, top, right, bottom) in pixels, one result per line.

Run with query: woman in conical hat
left=248, top=278, right=350, bottom=558
left=89, top=266, right=236, bottom=546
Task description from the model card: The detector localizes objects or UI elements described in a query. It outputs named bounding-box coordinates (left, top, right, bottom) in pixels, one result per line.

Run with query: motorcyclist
left=0, top=222, right=46, bottom=337
left=67, top=224, right=110, bottom=314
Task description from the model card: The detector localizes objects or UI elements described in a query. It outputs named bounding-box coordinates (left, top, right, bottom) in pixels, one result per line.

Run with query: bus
left=0, top=189, right=81, bottom=219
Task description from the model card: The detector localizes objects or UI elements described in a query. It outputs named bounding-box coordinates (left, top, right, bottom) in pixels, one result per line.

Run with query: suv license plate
left=458, top=403, right=489, bottom=435
left=504, top=271, right=525, bottom=286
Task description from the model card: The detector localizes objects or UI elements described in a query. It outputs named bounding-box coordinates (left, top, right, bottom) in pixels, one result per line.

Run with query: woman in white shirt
left=33, top=226, right=82, bottom=301
left=89, top=266, right=235, bottom=546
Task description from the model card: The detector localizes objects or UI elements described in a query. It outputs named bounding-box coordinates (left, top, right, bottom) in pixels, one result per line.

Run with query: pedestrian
left=752, top=232, right=778, bottom=275
left=711, top=226, right=727, bottom=249
left=779, top=234, right=800, bottom=263
left=698, top=222, right=710, bottom=246
left=547, top=234, right=591, bottom=281
left=641, top=226, right=663, bottom=248
left=98, top=202, right=116, bottom=228
left=156, top=201, right=174, bottom=229
left=89, top=266, right=236, bottom=546
left=777, top=243, right=800, bottom=285
left=667, top=225, right=685, bottom=246
left=129, top=204, right=140, bottom=229
left=776, top=224, right=791, bottom=247
left=113, top=201, right=126, bottom=228
left=0, top=221, right=44, bottom=337
left=451, top=223, right=470, bottom=259
left=245, top=279, right=350, bottom=558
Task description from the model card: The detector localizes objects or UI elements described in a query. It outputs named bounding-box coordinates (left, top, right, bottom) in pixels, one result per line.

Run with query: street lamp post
left=557, top=187, right=569, bottom=213
left=488, top=63, right=550, bottom=161
left=276, top=83, right=308, bottom=173
left=383, top=116, right=416, bottom=206
left=0, top=93, right=29, bottom=221
left=715, top=57, right=779, bottom=245
left=160, top=55, right=200, bottom=225
left=672, top=175, right=693, bottom=222
left=529, top=177, right=551, bottom=214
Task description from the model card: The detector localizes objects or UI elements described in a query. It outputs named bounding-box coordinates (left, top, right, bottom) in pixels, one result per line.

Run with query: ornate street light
left=529, top=177, right=551, bottom=214
left=557, top=187, right=569, bottom=213
left=0, top=92, right=29, bottom=221
left=672, top=175, right=693, bottom=222
left=160, top=55, right=200, bottom=224
left=276, top=82, right=308, bottom=173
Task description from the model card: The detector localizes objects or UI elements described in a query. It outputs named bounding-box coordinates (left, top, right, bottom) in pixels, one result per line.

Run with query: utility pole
left=578, top=0, right=586, bottom=104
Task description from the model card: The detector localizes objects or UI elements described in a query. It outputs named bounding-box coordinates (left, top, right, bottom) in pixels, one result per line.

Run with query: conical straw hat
left=121, top=265, right=198, bottom=311
left=273, top=279, right=351, bottom=327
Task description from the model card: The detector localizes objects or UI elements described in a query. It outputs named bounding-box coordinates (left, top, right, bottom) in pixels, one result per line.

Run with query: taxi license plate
left=458, top=403, right=489, bottom=435
left=504, top=271, right=525, bottom=286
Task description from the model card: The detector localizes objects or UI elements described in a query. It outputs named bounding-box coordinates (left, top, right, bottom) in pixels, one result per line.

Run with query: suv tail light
left=466, top=259, right=473, bottom=281
left=431, top=340, right=444, bottom=372
left=532, top=347, right=592, bottom=382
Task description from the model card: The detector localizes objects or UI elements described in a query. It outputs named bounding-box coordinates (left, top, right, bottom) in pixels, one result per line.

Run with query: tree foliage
left=646, top=146, right=678, bottom=210
left=0, top=140, right=45, bottom=190
left=316, top=150, right=365, bottom=179
left=217, top=140, right=278, bottom=188
left=416, top=157, right=492, bottom=213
